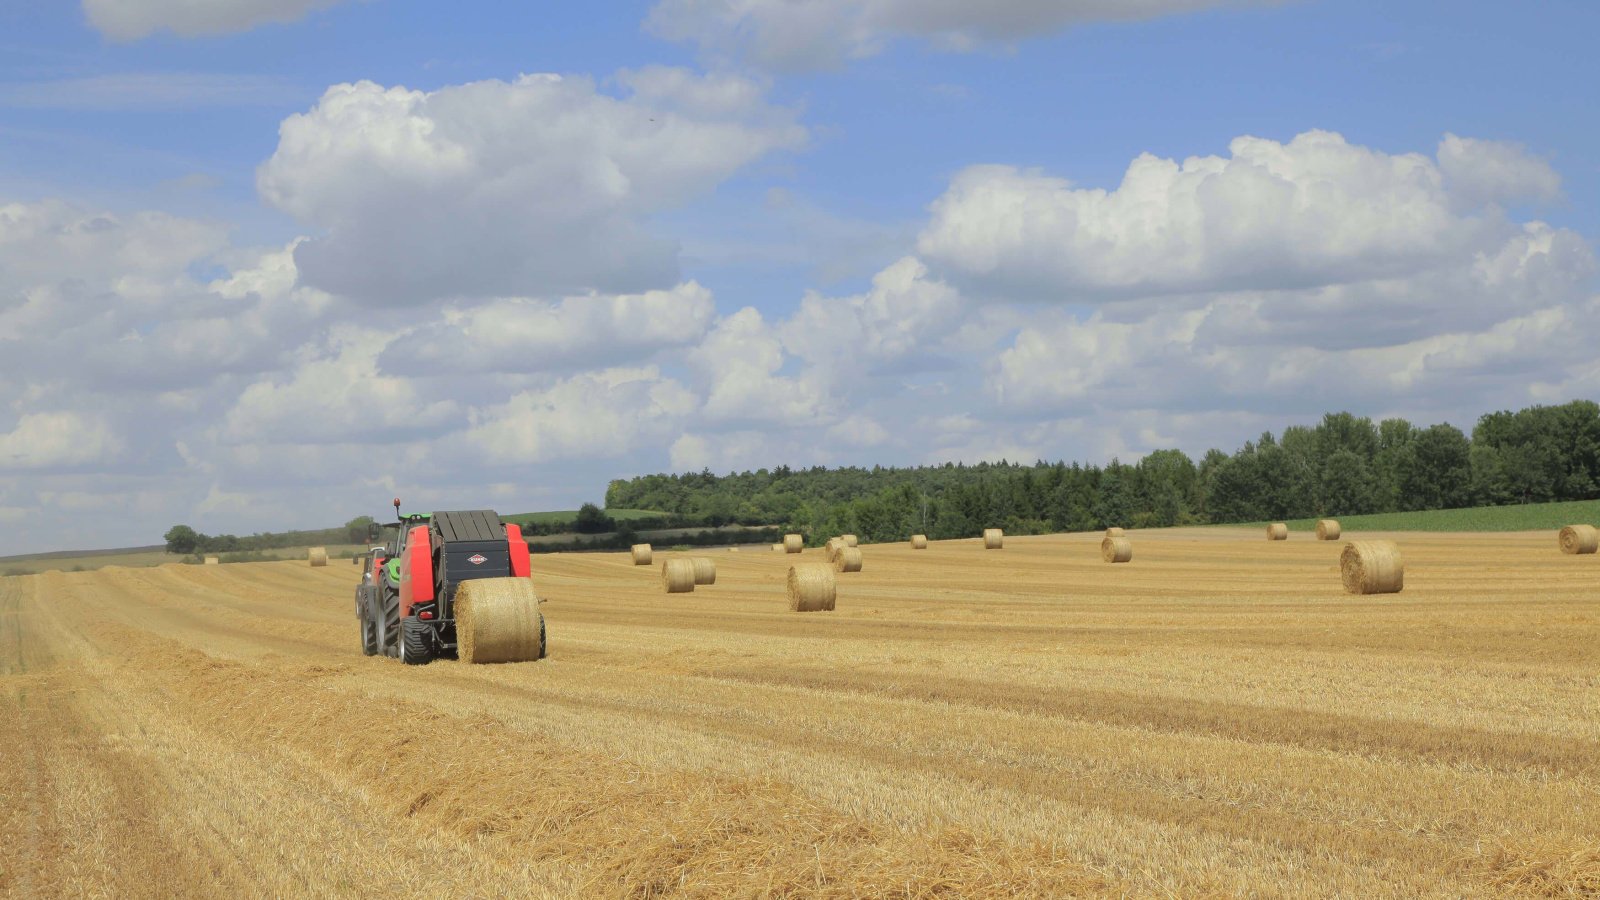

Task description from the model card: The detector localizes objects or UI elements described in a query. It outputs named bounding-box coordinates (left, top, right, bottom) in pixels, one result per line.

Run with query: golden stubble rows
left=2, top=528, right=1597, bottom=897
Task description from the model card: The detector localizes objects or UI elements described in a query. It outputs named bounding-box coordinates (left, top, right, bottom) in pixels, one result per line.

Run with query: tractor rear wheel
left=380, top=587, right=401, bottom=658
left=358, top=590, right=380, bottom=656
left=400, top=616, right=434, bottom=666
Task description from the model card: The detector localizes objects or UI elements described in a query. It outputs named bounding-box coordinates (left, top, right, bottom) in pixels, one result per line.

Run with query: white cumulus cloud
left=258, top=70, right=806, bottom=304
left=0, top=412, right=123, bottom=471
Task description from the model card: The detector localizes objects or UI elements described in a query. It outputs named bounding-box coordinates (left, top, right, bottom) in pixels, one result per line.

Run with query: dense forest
left=606, top=401, right=1600, bottom=545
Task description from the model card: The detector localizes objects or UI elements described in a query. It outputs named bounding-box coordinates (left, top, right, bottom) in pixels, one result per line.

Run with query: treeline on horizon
left=605, top=400, right=1600, bottom=545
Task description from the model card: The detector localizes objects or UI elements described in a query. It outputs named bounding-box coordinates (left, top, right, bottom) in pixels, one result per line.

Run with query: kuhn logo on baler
left=467, top=554, right=487, bottom=565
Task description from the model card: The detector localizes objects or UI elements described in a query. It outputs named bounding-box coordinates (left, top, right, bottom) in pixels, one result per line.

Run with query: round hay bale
left=983, top=528, right=1003, bottom=550
left=834, top=547, right=863, bottom=573
left=728, top=547, right=740, bottom=553
left=308, top=546, right=329, bottom=567
left=631, top=543, right=653, bottom=566
left=1341, top=541, right=1404, bottom=595
left=783, top=533, right=803, bottom=554
left=1101, top=536, right=1133, bottom=563
left=661, top=559, right=696, bottom=593
left=824, top=538, right=843, bottom=562
left=1558, top=524, right=1599, bottom=555
left=1315, top=519, right=1341, bottom=541
left=1105, top=527, right=1125, bottom=538
left=1267, top=523, right=1289, bottom=541
left=771, top=543, right=785, bottom=552
left=910, top=534, right=928, bottom=549
left=691, top=557, right=716, bottom=585
left=455, top=577, right=544, bottom=664
left=788, top=564, right=836, bottom=612
left=841, top=534, right=858, bottom=548
left=203, top=556, right=219, bottom=566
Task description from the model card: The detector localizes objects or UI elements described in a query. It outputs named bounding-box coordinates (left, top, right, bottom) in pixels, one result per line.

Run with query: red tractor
left=356, top=500, right=545, bottom=665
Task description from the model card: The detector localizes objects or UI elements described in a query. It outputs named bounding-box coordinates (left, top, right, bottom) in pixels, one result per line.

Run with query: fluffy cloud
left=465, top=367, right=697, bottom=464
left=379, top=282, right=716, bottom=374
left=1436, top=133, right=1562, bottom=209
left=83, top=0, right=349, bottom=40
left=221, top=328, right=460, bottom=445
left=688, top=308, right=829, bottom=425
left=647, top=0, right=1275, bottom=70
left=0, top=413, right=123, bottom=471
left=917, top=130, right=1558, bottom=302
left=779, top=256, right=965, bottom=377
left=258, top=70, right=805, bottom=304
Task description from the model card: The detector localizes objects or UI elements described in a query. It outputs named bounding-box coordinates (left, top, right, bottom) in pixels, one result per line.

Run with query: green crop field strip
left=1236, top=498, right=1600, bottom=533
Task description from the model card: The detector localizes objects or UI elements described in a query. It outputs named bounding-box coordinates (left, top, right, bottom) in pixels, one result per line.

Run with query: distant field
left=0, top=544, right=369, bottom=576
left=502, top=508, right=666, bottom=526
left=1241, top=498, right=1600, bottom=533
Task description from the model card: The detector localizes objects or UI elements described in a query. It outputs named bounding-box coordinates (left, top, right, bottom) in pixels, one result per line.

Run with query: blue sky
left=1, top=0, right=1596, bottom=552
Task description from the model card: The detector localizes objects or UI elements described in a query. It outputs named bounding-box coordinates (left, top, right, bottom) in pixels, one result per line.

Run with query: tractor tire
left=380, top=586, right=401, bottom=658
left=538, top=612, right=547, bottom=659
left=358, top=590, right=380, bottom=657
left=400, top=616, right=434, bottom=666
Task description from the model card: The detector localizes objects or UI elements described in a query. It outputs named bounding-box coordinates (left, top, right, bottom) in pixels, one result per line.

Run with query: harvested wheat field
left=3, top=528, right=1598, bottom=898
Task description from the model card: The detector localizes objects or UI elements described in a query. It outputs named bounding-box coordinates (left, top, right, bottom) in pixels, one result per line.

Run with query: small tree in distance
left=164, top=525, right=199, bottom=555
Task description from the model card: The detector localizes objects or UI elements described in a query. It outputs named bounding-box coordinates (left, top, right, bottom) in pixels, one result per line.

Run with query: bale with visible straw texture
left=911, top=534, right=928, bottom=549
left=771, top=543, right=784, bottom=552
left=824, top=538, right=843, bottom=562
left=984, top=528, right=1003, bottom=549
left=783, top=533, right=803, bottom=553
left=788, top=564, right=836, bottom=612
left=1316, top=519, right=1341, bottom=541
left=631, top=543, right=653, bottom=566
left=1105, top=527, right=1125, bottom=538
left=841, top=534, right=858, bottom=547
left=203, top=557, right=219, bottom=566
left=1101, top=537, right=1133, bottom=563
left=1267, top=523, right=1288, bottom=541
left=1341, top=541, right=1404, bottom=594
left=455, top=577, right=544, bottom=663
left=661, top=559, right=696, bottom=593
left=691, top=557, right=716, bottom=585
left=308, top=546, right=328, bottom=567
left=835, top=547, right=862, bottom=573
left=1558, top=525, right=1599, bottom=555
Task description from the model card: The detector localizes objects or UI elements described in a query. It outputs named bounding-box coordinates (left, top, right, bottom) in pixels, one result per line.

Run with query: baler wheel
left=358, top=592, right=381, bottom=656
left=400, top=616, right=435, bottom=666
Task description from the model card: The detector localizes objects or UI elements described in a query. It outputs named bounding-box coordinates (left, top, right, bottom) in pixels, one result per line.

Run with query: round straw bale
left=455, top=577, right=544, bottom=664
left=1315, top=519, right=1341, bottom=541
left=1558, top=524, right=1599, bottom=555
left=910, top=534, right=928, bottom=549
left=1267, top=523, right=1289, bottom=541
left=203, top=556, right=219, bottom=566
left=308, top=546, right=328, bottom=567
left=834, top=547, right=862, bottom=573
left=841, top=534, right=858, bottom=547
left=691, top=557, right=716, bottom=585
left=771, top=543, right=784, bottom=552
left=1340, top=541, right=1404, bottom=594
left=983, top=528, right=1003, bottom=549
left=1105, top=527, right=1125, bottom=538
left=824, top=538, right=843, bottom=562
left=661, top=559, right=696, bottom=593
left=788, top=564, right=836, bottom=612
left=783, top=533, right=803, bottom=553
left=630, top=543, right=653, bottom=566
left=1101, top=536, right=1133, bottom=563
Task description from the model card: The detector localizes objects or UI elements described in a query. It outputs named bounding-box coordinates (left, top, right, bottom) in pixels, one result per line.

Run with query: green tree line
left=604, top=401, right=1600, bottom=545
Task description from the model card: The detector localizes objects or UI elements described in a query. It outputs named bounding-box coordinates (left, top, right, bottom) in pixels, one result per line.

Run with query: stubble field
left=2, top=529, right=1596, bottom=898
